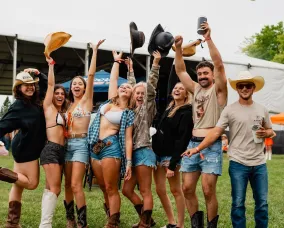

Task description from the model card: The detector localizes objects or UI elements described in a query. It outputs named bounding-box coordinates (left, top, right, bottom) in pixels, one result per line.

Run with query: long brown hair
left=54, top=84, right=69, bottom=112
left=68, top=76, right=86, bottom=103
left=166, top=82, right=191, bottom=117
left=13, top=83, right=41, bottom=106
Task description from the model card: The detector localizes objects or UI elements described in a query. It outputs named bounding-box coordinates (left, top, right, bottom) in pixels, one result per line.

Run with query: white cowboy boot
left=39, top=189, right=58, bottom=228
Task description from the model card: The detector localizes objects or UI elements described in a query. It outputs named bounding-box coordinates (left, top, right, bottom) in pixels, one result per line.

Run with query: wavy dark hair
left=54, top=84, right=69, bottom=112
left=13, top=83, right=41, bottom=106
left=196, top=61, right=214, bottom=72
left=68, top=76, right=86, bottom=103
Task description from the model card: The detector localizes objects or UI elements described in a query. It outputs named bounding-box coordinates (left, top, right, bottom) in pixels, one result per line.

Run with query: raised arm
left=125, top=57, right=136, bottom=87
left=108, top=51, right=123, bottom=99
left=202, top=22, right=227, bottom=106
left=174, top=36, right=197, bottom=94
left=43, top=57, right=56, bottom=109
left=147, top=51, right=161, bottom=102
left=24, top=68, right=47, bottom=100
left=84, top=40, right=105, bottom=107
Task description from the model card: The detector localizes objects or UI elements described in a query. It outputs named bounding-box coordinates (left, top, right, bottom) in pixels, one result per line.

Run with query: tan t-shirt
left=216, top=101, right=272, bottom=166
left=193, top=84, right=225, bottom=129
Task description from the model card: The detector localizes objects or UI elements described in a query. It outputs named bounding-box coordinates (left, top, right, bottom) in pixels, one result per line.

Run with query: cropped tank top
left=193, top=84, right=225, bottom=129
left=100, top=103, right=122, bottom=125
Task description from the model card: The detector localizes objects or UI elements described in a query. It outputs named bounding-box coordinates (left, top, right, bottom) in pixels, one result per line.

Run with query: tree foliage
left=242, top=21, right=284, bottom=64
left=0, top=97, right=11, bottom=119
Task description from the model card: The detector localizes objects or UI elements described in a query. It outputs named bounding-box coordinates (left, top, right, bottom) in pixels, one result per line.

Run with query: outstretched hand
left=182, top=148, right=205, bottom=160
left=201, top=22, right=211, bottom=40
left=46, top=57, right=55, bottom=65
left=174, top=35, right=183, bottom=48
left=124, top=166, right=132, bottom=181
left=24, top=68, right=40, bottom=75
left=124, top=57, right=133, bottom=71
left=90, top=39, right=105, bottom=51
left=112, top=50, right=124, bottom=63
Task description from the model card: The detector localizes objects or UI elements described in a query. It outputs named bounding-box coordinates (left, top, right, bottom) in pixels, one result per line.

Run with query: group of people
left=0, top=21, right=275, bottom=228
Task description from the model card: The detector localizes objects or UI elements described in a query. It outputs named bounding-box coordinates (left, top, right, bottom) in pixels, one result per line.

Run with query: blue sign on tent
left=61, top=70, right=128, bottom=92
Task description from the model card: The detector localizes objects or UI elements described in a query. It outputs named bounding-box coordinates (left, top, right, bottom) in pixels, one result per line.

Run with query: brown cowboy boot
left=137, top=210, right=152, bottom=228
left=105, top=212, right=120, bottom=228
left=0, top=167, right=18, bottom=183
left=5, top=201, right=22, bottom=228
left=132, top=204, right=156, bottom=228
left=76, top=205, right=88, bottom=228
left=64, top=200, right=76, bottom=228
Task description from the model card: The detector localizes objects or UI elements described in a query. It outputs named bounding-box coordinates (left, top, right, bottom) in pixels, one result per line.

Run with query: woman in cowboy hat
left=0, top=69, right=47, bottom=227
left=88, top=50, right=135, bottom=228
left=121, top=51, right=161, bottom=228
left=38, top=56, right=69, bottom=227
left=63, top=40, right=104, bottom=228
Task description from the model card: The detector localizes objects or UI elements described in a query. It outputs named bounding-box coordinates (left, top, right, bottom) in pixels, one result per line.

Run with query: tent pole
left=85, top=43, right=90, bottom=76
left=12, top=34, right=18, bottom=100
left=146, top=55, right=150, bottom=80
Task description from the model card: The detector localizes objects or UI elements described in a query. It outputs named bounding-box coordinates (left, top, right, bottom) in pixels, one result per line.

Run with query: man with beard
left=183, top=71, right=274, bottom=228
left=174, top=22, right=227, bottom=228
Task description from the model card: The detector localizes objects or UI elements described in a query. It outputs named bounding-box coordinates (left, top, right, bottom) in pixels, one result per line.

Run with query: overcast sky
left=0, top=0, right=283, bottom=106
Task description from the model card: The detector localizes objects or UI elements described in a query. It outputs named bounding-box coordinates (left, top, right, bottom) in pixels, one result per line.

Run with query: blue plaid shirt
left=88, top=100, right=135, bottom=177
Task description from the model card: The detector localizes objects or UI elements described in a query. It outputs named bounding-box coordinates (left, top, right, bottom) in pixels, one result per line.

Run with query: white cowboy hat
left=13, top=72, right=39, bottom=89
left=228, top=71, right=265, bottom=92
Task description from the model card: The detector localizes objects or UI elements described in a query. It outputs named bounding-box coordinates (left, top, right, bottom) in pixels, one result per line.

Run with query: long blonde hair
left=166, top=83, right=192, bottom=117
left=130, top=82, right=147, bottom=112
left=110, top=83, right=134, bottom=109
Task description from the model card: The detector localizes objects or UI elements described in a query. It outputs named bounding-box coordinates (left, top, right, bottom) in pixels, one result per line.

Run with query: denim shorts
left=65, top=137, right=89, bottom=164
left=180, top=139, right=223, bottom=175
left=90, top=135, right=122, bottom=160
left=156, top=155, right=181, bottom=167
left=133, top=147, right=156, bottom=168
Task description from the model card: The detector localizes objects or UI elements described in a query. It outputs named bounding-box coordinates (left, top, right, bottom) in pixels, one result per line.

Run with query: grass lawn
left=0, top=155, right=284, bottom=228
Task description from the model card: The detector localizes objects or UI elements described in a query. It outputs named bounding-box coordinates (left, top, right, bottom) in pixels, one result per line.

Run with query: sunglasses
left=236, top=83, right=254, bottom=90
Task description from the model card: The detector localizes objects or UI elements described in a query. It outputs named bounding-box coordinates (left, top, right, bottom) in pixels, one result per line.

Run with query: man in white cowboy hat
left=183, top=71, right=274, bottom=228
left=174, top=21, right=227, bottom=227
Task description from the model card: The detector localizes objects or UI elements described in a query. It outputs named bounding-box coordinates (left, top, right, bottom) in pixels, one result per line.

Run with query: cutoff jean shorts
left=156, top=155, right=181, bottom=167
left=90, top=135, right=122, bottom=160
left=133, top=147, right=156, bottom=168
left=65, top=137, right=89, bottom=164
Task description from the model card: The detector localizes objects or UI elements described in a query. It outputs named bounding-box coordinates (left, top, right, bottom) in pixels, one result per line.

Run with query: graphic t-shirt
left=216, top=101, right=272, bottom=166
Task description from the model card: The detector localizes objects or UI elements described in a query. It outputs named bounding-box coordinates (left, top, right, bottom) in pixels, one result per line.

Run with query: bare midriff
left=47, top=127, right=65, bottom=146
left=67, top=116, right=91, bottom=135
left=99, top=116, right=120, bottom=140
left=192, top=127, right=214, bottom=137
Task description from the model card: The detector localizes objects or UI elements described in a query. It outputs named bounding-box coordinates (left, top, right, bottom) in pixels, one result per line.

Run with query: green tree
left=0, top=96, right=11, bottom=119
left=242, top=21, right=284, bottom=63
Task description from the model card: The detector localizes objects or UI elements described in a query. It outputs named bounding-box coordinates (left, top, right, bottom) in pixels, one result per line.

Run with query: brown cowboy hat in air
left=129, top=22, right=145, bottom=57
left=44, top=32, right=72, bottom=58
left=172, top=39, right=203, bottom=57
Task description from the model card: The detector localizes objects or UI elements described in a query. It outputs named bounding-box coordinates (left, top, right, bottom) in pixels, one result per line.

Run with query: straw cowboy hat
left=172, top=39, right=203, bottom=57
left=229, top=71, right=265, bottom=92
left=13, top=72, right=39, bottom=89
left=129, top=22, right=145, bottom=57
left=148, top=24, right=174, bottom=57
left=44, top=32, right=72, bottom=58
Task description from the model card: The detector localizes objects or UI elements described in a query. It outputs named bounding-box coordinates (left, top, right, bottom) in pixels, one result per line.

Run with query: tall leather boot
left=64, top=200, right=76, bottom=228
left=105, top=212, right=120, bottom=228
left=138, top=210, right=152, bottom=228
left=0, top=167, right=18, bottom=183
left=207, top=215, right=219, bottom=228
left=132, top=204, right=156, bottom=228
left=39, top=189, right=58, bottom=228
left=76, top=205, right=88, bottom=228
left=191, top=211, right=204, bottom=228
left=5, top=201, right=22, bottom=228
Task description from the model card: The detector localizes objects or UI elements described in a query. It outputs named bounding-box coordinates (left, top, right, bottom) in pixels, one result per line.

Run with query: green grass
left=0, top=155, right=284, bottom=227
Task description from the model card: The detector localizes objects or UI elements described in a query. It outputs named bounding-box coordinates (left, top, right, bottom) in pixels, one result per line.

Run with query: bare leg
left=201, top=173, right=218, bottom=221
left=136, top=165, right=153, bottom=211
left=154, top=165, right=175, bottom=225
left=43, top=164, right=63, bottom=196
left=71, top=162, right=87, bottom=208
left=168, top=166, right=185, bottom=228
left=64, top=162, right=73, bottom=204
left=182, top=171, right=201, bottom=216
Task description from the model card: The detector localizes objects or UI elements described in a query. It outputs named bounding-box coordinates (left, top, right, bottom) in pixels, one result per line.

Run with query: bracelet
left=126, top=160, right=132, bottom=167
left=49, top=60, right=56, bottom=65
left=114, top=60, right=121, bottom=64
left=195, top=147, right=200, bottom=152
left=205, top=37, right=211, bottom=41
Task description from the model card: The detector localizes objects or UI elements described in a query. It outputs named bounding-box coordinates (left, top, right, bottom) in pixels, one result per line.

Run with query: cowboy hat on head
left=130, top=22, right=145, bottom=57
left=148, top=24, right=174, bottom=57
left=44, top=32, right=72, bottom=58
left=172, top=39, right=203, bottom=57
left=13, top=72, right=39, bottom=89
left=229, top=71, right=265, bottom=92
